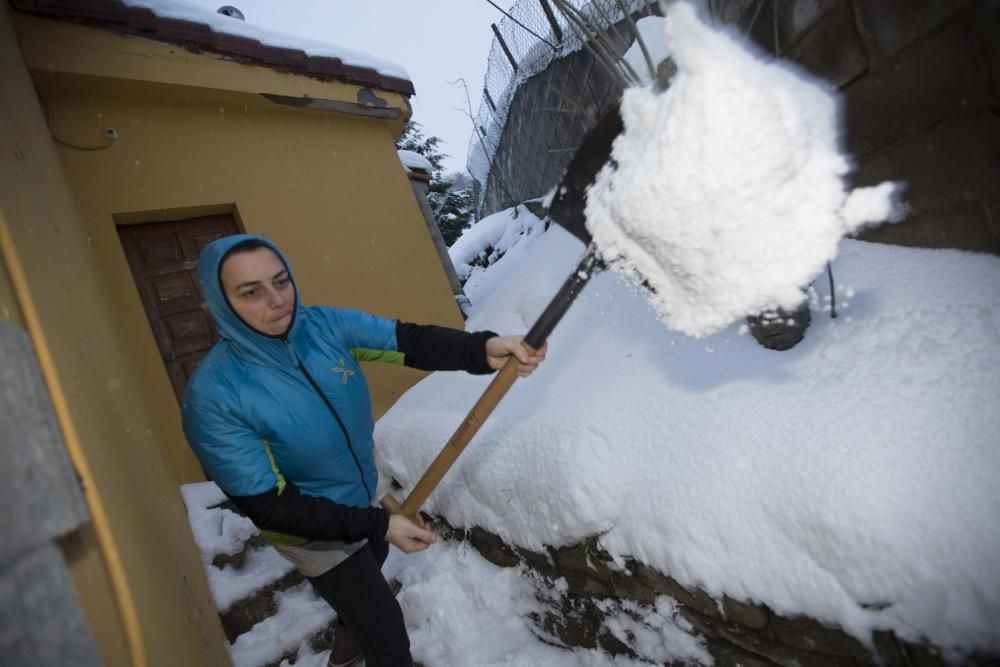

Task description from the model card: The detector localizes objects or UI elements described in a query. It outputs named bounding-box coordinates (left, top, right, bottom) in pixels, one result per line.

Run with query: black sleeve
left=396, top=321, right=498, bottom=374
left=227, top=480, right=389, bottom=544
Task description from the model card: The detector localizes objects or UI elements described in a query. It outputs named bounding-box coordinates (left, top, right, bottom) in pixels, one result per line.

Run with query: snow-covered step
left=228, top=580, right=337, bottom=667
left=181, top=485, right=297, bottom=611
left=181, top=482, right=344, bottom=667
left=218, top=565, right=305, bottom=644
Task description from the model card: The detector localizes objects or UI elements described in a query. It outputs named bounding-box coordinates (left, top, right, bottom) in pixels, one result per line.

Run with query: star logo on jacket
left=331, top=358, right=355, bottom=384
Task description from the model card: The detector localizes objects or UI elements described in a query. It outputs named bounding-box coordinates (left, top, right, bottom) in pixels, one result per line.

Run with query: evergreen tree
left=430, top=173, right=476, bottom=246
left=396, top=121, right=475, bottom=246
left=397, top=121, right=445, bottom=172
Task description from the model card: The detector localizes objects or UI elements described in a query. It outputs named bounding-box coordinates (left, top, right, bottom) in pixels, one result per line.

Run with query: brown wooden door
left=118, top=215, right=239, bottom=400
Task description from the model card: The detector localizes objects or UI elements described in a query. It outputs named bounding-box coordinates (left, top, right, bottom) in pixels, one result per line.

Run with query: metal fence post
left=491, top=23, right=520, bottom=74
left=539, top=0, right=564, bottom=44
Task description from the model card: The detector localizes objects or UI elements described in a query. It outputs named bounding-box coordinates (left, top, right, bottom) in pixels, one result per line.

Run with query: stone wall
left=480, top=0, right=1000, bottom=255
left=449, top=522, right=999, bottom=666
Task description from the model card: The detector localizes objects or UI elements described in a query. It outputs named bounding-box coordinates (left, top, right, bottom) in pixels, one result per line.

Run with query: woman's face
left=220, top=247, right=295, bottom=336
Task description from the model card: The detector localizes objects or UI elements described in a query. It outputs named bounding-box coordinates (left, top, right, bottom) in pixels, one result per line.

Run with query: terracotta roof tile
left=155, top=15, right=215, bottom=43
left=10, top=0, right=416, bottom=96
left=302, top=55, right=343, bottom=77
left=212, top=32, right=261, bottom=58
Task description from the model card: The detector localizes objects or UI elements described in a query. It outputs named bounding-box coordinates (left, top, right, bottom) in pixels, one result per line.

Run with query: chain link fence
left=467, top=0, right=660, bottom=213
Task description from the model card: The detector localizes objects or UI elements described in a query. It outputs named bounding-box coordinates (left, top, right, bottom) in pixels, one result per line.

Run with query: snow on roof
left=13, top=0, right=413, bottom=95
left=397, top=149, right=433, bottom=174
left=381, top=207, right=1000, bottom=659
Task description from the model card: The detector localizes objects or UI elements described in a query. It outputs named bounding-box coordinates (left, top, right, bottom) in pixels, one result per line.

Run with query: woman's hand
left=485, top=335, right=548, bottom=377
left=385, top=513, right=436, bottom=553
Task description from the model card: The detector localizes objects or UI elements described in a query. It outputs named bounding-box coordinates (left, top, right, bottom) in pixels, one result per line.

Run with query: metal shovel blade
left=545, top=105, right=623, bottom=246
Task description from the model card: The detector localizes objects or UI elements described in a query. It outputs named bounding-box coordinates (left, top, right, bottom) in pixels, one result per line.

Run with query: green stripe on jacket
left=260, top=439, right=309, bottom=547
left=350, top=348, right=405, bottom=364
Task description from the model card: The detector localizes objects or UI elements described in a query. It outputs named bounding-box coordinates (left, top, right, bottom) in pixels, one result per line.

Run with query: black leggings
left=307, top=537, right=412, bottom=666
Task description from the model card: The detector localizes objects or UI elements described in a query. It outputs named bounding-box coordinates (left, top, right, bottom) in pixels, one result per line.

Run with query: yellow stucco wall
left=20, top=15, right=463, bottom=486
left=0, top=251, right=26, bottom=328
left=58, top=524, right=134, bottom=666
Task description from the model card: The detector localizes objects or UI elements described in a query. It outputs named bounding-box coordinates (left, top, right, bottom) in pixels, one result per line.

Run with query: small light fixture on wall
left=51, top=127, right=118, bottom=151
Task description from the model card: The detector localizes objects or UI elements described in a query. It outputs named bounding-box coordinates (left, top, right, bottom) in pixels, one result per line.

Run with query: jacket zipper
left=282, top=337, right=373, bottom=503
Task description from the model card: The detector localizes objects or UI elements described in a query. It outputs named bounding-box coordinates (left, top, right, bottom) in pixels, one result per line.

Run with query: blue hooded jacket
left=181, top=234, right=495, bottom=546
left=182, top=234, right=400, bottom=507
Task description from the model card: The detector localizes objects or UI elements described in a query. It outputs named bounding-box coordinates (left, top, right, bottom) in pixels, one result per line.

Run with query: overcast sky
left=186, top=0, right=504, bottom=173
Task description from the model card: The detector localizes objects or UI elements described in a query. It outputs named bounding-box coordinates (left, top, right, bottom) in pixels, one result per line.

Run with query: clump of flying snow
left=586, top=2, right=900, bottom=337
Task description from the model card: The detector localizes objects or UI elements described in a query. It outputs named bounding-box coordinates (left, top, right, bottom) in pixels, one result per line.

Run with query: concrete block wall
left=1, top=321, right=102, bottom=666
left=481, top=0, right=1000, bottom=255
left=780, top=0, right=1000, bottom=253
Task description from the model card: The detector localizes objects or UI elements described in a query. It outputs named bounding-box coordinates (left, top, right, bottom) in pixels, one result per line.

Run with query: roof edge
left=9, top=0, right=415, bottom=96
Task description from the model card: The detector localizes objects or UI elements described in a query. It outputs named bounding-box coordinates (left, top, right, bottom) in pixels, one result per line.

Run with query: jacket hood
left=197, top=234, right=306, bottom=366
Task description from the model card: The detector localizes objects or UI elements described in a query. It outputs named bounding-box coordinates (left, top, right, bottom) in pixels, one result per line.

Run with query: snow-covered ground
left=378, top=206, right=1000, bottom=662
left=182, top=481, right=667, bottom=666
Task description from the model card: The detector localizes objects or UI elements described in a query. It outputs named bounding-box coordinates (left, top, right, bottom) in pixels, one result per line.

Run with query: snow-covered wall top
left=397, top=149, right=433, bottom=174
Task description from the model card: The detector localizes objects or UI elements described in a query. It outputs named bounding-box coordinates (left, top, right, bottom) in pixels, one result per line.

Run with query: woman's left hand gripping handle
left=383, top=502, right=436, bottom=553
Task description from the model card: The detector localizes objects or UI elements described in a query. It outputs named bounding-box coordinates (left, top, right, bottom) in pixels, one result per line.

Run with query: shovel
left=381, top=106, right=624, bottom=519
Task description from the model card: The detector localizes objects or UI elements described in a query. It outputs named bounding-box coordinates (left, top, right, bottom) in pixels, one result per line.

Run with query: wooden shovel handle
left=380, top=346, right=531, bottom=518
left=379, top=247, right=602, bottom=520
